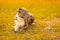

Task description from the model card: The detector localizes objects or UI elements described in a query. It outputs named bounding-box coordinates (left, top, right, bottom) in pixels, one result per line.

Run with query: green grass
left=0, top=0, right=60, bottom=40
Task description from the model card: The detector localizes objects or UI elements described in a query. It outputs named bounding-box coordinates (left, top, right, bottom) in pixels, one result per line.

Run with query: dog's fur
left=14, top=8, right=34, bottom=32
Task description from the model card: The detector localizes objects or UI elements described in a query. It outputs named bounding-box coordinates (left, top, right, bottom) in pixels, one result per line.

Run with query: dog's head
left=17, top=8, right=28, bottom=14
left=17, top=8, right=29, bottom=18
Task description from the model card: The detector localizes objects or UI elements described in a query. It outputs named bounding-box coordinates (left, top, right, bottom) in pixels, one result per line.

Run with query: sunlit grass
left=0, top=0, right=60, bottom=40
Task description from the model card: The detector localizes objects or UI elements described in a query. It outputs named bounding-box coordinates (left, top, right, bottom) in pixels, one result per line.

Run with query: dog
left=14, top=8, right=34, bottom=32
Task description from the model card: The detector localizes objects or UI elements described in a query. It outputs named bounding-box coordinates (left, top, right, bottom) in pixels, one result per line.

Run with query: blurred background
left=0, top=0, right=60, bottom=40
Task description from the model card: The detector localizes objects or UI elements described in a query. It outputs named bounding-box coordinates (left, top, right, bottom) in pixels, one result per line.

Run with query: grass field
left=0, top=0, right=60, bottom=40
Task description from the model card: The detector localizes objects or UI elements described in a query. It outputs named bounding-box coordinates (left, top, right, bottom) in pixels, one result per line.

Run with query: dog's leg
left=14, top=24, right=19, bottom=32
left=28, top=16, right=34, bottom=25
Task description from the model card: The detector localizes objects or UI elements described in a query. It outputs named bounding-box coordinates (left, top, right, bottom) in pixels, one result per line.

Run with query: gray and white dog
left=14, top=8, right=34, bottom=32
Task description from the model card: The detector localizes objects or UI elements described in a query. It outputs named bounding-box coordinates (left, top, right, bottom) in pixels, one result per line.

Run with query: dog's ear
left=17, top=8, right=22, bottom=13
